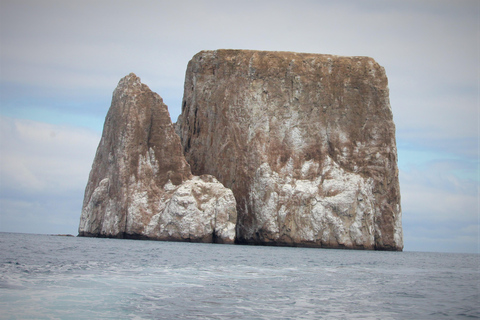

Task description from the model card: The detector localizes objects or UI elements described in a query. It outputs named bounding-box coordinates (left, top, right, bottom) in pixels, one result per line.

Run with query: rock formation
left=78, top=73, right=236, bottom=243
left=176, top=50, right=403, bottom=250
left=79, top=49, right=403, bottom=251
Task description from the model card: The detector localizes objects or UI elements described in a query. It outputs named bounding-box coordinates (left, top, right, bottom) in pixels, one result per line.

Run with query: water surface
left=1, top=233, right=478, bottom=319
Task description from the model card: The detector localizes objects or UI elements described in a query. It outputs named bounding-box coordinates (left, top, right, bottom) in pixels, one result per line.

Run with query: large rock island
left=79, top=49, right=402, bottom=251
left=78, top=73, right=237, bottom=243
left=176, top=50, right=402, bottom=250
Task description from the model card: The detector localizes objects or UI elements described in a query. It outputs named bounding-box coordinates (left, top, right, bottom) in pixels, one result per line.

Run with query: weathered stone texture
left=176, top=50, right=402, bottom=250
left=79, top=73, right=236, bottom=243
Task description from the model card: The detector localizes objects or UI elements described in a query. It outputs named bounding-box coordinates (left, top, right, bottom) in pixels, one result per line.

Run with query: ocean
left=0, top=232, right=478, bottom=319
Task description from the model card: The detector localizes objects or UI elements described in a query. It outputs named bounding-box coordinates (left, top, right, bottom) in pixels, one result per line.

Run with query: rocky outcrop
left=176, top=50, right=403, bottom=250
left=78, top=73, right=236, bottom=243
left=79, top=49, right=403, bottom=251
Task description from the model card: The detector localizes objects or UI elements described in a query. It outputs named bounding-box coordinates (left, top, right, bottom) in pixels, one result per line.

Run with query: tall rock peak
left=114, top=73, right=150, bottom=98
left=177, top=49, right=403, bottom=250
left=79, top=73, right=237, bottom=243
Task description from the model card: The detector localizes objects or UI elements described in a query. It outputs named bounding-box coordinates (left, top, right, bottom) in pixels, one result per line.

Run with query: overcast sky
left=0, top=0, right=478, bottom=253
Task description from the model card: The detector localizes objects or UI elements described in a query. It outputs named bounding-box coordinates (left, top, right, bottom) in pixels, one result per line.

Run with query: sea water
left=0, top=232, right=478, bottom=319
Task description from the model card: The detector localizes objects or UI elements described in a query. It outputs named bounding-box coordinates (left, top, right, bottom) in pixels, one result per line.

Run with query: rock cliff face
left=176, top=50, right=402, bottom=250
left=78, top=73, right=236, bottom=243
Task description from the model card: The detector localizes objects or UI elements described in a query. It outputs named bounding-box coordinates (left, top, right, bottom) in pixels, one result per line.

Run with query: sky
left=0, top=0, right=478, bottom=253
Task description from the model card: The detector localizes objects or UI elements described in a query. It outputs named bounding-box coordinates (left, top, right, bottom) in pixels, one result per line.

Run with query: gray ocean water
left=0, top=232, right=478, bottom=319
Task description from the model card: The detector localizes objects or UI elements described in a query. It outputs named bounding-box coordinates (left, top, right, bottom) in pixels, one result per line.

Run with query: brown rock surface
left=176, top=49, right=403, bottom=250
left=78, top=73, right=236, bottom=243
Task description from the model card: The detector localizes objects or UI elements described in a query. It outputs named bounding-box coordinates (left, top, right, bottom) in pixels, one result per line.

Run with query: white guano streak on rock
left=151, top=176, right=236, bottom=242
left=249, top=155, right=375, bottom=247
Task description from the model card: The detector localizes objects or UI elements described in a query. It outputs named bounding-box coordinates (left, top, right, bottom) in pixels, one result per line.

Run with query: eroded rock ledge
left=79, top=49, right=402, bottom=251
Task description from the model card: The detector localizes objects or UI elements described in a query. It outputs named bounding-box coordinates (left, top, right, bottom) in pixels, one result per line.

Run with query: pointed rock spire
left=79, top=73, right=236, bottom=243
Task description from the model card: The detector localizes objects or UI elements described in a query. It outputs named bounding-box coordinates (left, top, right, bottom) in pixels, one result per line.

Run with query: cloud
left=2, top=0, right=477, bottom=124
left=0, top=117, right=99, bottom=192
left=400, top=160, right=479, bottom=253
left=393, top=88, right=478, bottom=154
left=403, top=220, right=479, bottom=254
left=0, top=116, right=100, bottom=234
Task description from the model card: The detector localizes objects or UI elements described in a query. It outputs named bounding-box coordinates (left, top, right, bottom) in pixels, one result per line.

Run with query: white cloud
left=2, top=1, right=478, bottom=127
left=400, top=163, right=479, bottom=253
left=0, top=116, right=100, bottom=234
left=0, top=116, right=100, bottom=194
